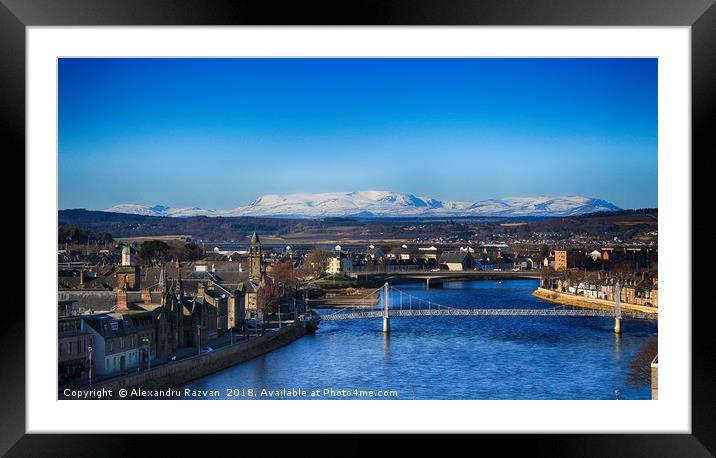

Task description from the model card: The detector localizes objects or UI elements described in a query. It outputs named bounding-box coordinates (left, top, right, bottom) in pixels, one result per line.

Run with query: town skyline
left=59, top=58, right=657, bottom=210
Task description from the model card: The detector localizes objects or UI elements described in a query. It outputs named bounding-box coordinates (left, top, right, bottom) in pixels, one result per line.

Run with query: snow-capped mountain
left=104, top=191, right=621, bottom=218
left=104, top=204, right=218, bottom=217
left=223, top=191, right=473, bottom=217
left=464, top=196, right=622, bottom=217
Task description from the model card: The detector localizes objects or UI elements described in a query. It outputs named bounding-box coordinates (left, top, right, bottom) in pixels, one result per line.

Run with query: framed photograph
left=5, top=0, right=712, bottom=455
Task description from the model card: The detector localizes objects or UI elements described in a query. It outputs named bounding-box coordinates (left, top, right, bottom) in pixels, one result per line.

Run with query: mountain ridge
left=102, top=191, right=622, bottom=218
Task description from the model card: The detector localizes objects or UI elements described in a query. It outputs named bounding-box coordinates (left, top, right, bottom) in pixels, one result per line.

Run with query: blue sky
left=59, top=58, right=657, bottom=210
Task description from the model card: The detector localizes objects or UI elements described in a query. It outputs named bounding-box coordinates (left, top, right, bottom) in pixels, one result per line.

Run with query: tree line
left=137, top=240, right=203, bottom=265
left=58, top=226, right=114, bottom=245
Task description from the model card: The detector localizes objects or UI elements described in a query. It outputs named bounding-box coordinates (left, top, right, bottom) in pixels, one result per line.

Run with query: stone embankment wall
left=532, top=288, right=658, bottom=316
left=80, top=322, right=307, bottom=397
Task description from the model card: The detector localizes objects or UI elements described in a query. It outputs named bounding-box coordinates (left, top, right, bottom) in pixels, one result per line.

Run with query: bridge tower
left=614, top=282, right=622, bottom=334
left=382, top=282, right=390, bottom=333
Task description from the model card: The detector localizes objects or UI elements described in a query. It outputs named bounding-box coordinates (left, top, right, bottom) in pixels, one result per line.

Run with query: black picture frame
left=3, top=0, right=712, bottom=455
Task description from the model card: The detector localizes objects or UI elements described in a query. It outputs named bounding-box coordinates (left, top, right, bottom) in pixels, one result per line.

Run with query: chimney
left=141, top=287, right=152, bottom=304
left=197, top=282, right=205, bottom=298
left=79, top=270, right=85, bottom=285
left=207, top=280, right=214, bottom=291
left=116, top=287, right=128, bottom=311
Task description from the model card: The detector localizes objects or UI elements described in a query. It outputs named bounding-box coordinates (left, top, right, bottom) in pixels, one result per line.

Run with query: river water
left=178, top=279, right=657, bottom=400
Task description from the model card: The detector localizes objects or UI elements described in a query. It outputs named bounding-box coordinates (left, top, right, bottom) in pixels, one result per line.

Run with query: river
left=178, top=279, right=657, bottom=400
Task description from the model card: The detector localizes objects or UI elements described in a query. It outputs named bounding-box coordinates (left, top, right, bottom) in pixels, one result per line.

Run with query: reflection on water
left=179, top=279, right=657, bottom=400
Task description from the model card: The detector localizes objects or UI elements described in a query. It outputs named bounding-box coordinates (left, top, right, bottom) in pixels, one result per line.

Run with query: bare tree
left=270, top=262, right=298, bottom=297
left=301, top=248, right=331, bottom=278
left=628, top=336, right=658, bottom=387
left=257, top=278, right=281, bottom=325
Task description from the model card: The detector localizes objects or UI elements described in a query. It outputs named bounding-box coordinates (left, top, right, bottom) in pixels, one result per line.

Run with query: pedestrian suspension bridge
left=317, top=283, right=657, bottom=334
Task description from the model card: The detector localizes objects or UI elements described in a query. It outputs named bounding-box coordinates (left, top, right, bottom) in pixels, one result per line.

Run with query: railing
left=320, top=308, right=656, bottom=321
left=354, top=269, right=540, bottom=276
left=317, top=283, right=657, bottom=322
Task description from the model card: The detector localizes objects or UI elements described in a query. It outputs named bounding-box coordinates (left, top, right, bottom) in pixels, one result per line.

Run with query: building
left=83, top=310, right=155, bottom=376
left=417, top=246, right=439, bottom=260
left=126, top=262, right=249, bottom=360
left=197, top=281, right=227, bottom=338
left=554, top=250, right=586, bottom=270
left=387, top=245, right=412, bottom=261
left=366, top=244, right=386, bottom=261
left=554, top=250, right=568, bottom=270
left=115, top=245, right=140, bottom=290
left=438, top=251, right=474, bottom=271
left=248, top=231, right=262, bottom=283
left=58, top=300, right=94, bottom=387
left=243, top=232, right=266, bottom=321
left=481, top=242, right=510, bottom=250
left=326, top=253, right=353, bottom=275
left=603, top=247, right=657, bottom=272
left=58, top=298, right=78, bottom=317
left=513, top=257, right=534, bottom=270
left=576, top=281, right=601, bottom=298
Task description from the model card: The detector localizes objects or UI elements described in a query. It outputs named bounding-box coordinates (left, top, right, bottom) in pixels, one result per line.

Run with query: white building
left=326, top=255, right=353, bottom=274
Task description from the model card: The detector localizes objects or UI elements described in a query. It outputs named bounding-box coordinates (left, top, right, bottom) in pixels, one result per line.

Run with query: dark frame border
left=3, top=0, right=712, bottom=455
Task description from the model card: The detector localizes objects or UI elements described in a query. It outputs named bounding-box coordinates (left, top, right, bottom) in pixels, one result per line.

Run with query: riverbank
left=62, top=321, right=310, bottom=399
left=532, top=287, right=658, bottom=317
left=179, top=279, right=657, bottom=400
left=304, top=286, right=380, bottom=309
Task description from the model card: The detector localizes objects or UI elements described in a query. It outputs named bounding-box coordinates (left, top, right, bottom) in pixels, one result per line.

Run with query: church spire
left=158, top=263, right=166, bottom=293
left=176, top=261, right=184, bottom=298
left=251, top=231, right=260, bottom=245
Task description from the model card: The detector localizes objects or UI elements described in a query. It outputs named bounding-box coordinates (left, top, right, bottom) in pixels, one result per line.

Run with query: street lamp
left=141, top=336, right=150, bottom=370
left=197, top=325, right=201, bottom=356
left=87, top=346, right=93, bottom=387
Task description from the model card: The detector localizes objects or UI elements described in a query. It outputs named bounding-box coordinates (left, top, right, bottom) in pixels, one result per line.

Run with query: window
left=120, top=337, right=125, bottom=349
left=67, top=342, right=72, bottom=355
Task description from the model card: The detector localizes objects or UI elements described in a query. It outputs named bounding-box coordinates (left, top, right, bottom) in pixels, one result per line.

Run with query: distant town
left=58, top=207, right=658, bottom=398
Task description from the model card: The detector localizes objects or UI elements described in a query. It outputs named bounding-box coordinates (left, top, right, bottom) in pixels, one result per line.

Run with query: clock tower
left=249, top=231, right=262, bottom=283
